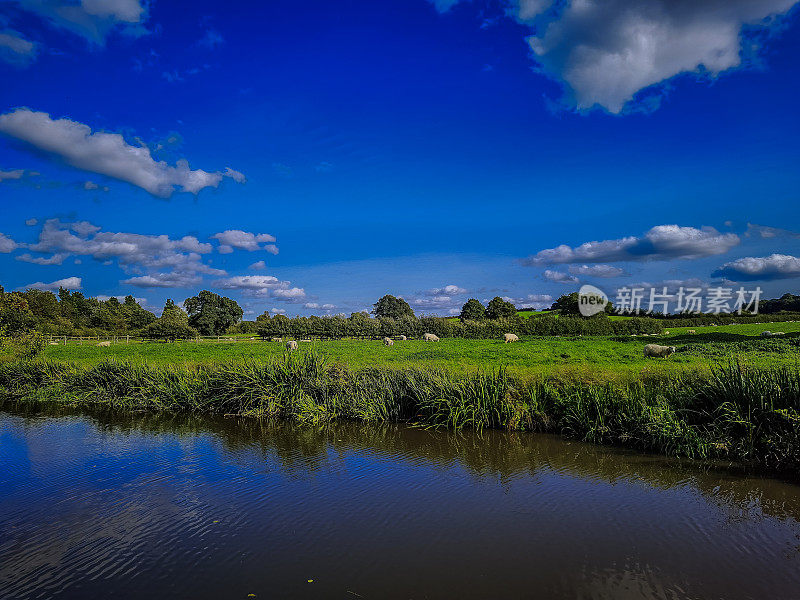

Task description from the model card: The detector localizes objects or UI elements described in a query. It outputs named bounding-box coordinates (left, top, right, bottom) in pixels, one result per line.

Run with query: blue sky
left=1, top=0, right=799, bottom=317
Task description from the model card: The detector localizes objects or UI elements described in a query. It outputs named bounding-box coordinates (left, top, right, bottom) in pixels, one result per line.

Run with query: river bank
left=1, top=352, right=799, bottom=478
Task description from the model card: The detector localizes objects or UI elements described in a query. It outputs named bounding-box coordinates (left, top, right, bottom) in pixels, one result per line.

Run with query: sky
left=1, top=0, right=799, bottom=317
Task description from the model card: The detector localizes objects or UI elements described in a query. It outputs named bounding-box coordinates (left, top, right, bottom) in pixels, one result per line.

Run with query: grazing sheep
left=761, top=331, right=773, bottom=337
left=271, top=337, right=282, bottom=342
left=97, top=341, right=111, bottom=347
left=630, top=334, right=637, bottom=337
left=49, top=341, right=59, bottom=346
left=643, top=344, right=676, bottom=358
left=687, top=330, right=696, bottom=335
left=383, top=337, right=394, bottom=347
left=397, top=335, right=407, bottom=341
left=664, top=331, right=670, bottom=335
left=503, top=333, right=519, bottom=343
left=286, top=340, right=298, bottom=351
left=422, top=333, right=440, bottom=342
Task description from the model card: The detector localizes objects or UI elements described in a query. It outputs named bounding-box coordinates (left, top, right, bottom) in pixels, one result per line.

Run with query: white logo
left=578, top=284, right=608, bottom=317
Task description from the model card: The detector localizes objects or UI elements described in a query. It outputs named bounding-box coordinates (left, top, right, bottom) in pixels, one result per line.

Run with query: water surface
left=1, top=403, right=799, bottom=600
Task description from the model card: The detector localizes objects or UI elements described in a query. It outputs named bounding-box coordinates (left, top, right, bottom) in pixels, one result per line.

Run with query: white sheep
left=422, top=333, right=440, bottom=342
left=97, top=341, right=111, bottom=347
left=383, top=337, right=394, bottom=346
left=286, top=340, right=298, bottom=351
left=397, top=335, right=407, bottom=341
left=503, top=333, right=519, bottom=343
left=643, top=344, right=676, bottom=358
left=49, top=341, right=60, bottom=346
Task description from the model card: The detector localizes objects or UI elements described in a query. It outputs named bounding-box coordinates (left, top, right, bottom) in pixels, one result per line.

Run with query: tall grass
left=1, top=352, right=798, bottom=476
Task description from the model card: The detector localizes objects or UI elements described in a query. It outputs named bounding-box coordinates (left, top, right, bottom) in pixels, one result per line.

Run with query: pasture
left=39, top=321, right=800, bottom=384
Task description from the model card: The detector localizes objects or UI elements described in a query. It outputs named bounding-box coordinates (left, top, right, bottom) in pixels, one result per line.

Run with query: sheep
left=687, top=330, right=696, bottom=335
left=643, top=344, right=676, bottom=358
left=271, top=337, right=282, bottom=342
left=503, top=333, right=519, bottom=343
left=49, top=341, right=60, bottom=346
left=97, top=341, right=111, bottom=347
left=397, top=335, right=407, bottom=341
left=422, top=333, right=440, bottom=342
left=383, top=337, right=394, bottom=346
left=286, top=340, right=298, bottom=351
left=773, top=332, right=786, bottom=336
left=664, top=331, right=670, bottom=335
left=761, top=330, right=773, bottom=337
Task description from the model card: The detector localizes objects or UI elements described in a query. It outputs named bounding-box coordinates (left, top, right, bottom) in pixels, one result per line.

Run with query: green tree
left=373, top=295, right=415, bottom=320
left=551, top=292, right=613, bottom=317
left=120, top=295, right=157, bottom=330
left=459, top=298, right=485, bottom=321
left=184, top=290, right=243, bottom=335
left=485, top=296, right=517, bottom=320
left=142, top=300, right=197, bottom=341
left=0, top=287, right=36, bottom=336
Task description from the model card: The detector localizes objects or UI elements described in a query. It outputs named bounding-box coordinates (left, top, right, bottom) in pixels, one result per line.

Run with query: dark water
left=1, top=404, right=800, bottom=600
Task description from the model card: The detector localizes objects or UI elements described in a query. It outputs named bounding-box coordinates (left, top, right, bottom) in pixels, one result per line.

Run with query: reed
left=1, top=352, right=798, bottom=476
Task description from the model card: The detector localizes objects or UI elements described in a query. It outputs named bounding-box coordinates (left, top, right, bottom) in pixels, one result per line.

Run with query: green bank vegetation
left=1, top=353, right=799, bottom=477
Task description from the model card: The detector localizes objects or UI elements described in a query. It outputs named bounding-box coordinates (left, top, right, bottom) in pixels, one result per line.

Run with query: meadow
left=39, top=321, right=800, bottom=383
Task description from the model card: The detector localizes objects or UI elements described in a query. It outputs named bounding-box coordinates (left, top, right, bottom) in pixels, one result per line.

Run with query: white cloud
left=568, top=264, right=626, bottom=278
left=745, top=223, right=800, bottom=239
left=223, top=167, right=246, bottom=183
left=214, top=275, right=305, bottom=302
left=0, top=109, right=244, bottom=198
left=543, top=269, right=579, bottom=284
left=25, top=218, right=38, bottom=226
left=713, top=254, right=800, bottom=281
left=0, top=30, right=37, bottom=66
left=211, top=230, right=278, bottom=253
left=16, top=252, right=68, bottom=265
left=303, top=302, right=337, bottom=311
left=512, top=0, right=798, bottom=113
left=16, top=0, right=149, bottom=44
left=0, top=169, right=24, bottom=181
left=425, top=284, right=467, bottom=296
left=0, top=233, right=18, bottom=253
left=20, top=276, right=82, bottom=291
left=523, top=225, right=739, bottom=265
left=19, top=219, right=225, bottom=288
left=249, top=260, right=266, bottom=270
left=270, top=308, right=286, bottom=315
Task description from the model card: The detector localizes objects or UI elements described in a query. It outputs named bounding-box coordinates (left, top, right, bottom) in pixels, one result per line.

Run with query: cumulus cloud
left=16, top=0, right=149, bottom=44
left=568, top=264, right=626, bottom=278
left=0, top=30, right=37, bottom=66
left=214, top=275, right=306, bottom=302
left=16, top=252, right=68, bottom=265
left=712, top=254, right=800, bottom=281
left=17, top=219, right=226, bottom=288
left=211, top=230, right=278, bottom=254
left=441, top=0, right=797, bottom=113
left=523, top=225, right=740, bottom=266
left=0, top=168, right=24, bottom=181
left=271, top=308, right=287, bottom=315
left=0, top=109, right=245, bottom=198
left=20, top=276, right=82, bottom=291
left=0, top=233, right=18, bottom=253
left=424, top=284, right=467, bottom=296
left=304, top=302, right=337, bottom=311
left=745, top=223, right=800, bottom=239
left=543, top=269, right=579, bottom=284
left=249, top=260, right=266, bottom=270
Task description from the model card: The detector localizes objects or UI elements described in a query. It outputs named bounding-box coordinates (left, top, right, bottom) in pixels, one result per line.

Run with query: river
left=1, top=402, right=799, bottom=599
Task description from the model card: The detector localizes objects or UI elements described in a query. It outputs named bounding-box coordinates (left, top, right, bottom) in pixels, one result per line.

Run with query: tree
left=120, top=295, right=157, bottom=330
left=373, top=295, right=415, bottom=320
left=184, top=290, right=243, bottom=335
left=485, top=296, right=517, bottom=320
left=551, top=292, right=613, bottom=317
left=142, top=300, right=197, bottom=341
left=459, top=298, right=485, bottom=321
left=0, top=288, right=36, bottom=336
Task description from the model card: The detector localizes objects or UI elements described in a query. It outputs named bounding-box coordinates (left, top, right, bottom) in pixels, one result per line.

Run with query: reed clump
left=1, top=352, right=798, bottom=476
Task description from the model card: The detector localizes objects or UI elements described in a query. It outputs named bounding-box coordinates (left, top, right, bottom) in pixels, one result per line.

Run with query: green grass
left=39, top=326, right=800, bottom=384
left=2, top=353, right=799, bottom=477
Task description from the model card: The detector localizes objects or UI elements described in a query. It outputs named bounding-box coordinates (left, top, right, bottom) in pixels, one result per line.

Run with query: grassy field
left=38, top=322, right=800, bottom=383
